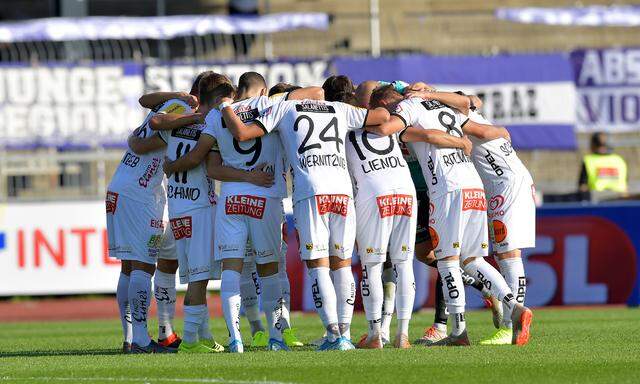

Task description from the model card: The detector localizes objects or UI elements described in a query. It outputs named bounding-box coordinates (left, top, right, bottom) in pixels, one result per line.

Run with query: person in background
left=578, top=132, right=628, bottom=201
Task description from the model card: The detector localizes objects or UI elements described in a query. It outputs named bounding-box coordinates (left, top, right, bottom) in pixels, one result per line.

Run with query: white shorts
left=487, top=178, right=536, bottom=253
left=293, top=194, right=356, bottom=260
left=170, top=205, right=219, bottom=284
left=430, top=189, right=489, bottom=261
left=355, top=191, right=417, bottom=263
left=214, top=195, right=283, bottom=265
left=158, top=205, right=177, bottom=260
left=106, top=192, right=164, bottom=265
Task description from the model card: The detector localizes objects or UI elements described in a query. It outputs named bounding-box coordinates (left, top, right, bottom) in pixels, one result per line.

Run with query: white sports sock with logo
left=463, top=257, right=517, bottom=311
left=116, top=273, right=132, bottom=344
left=183, top=304, right=205, bottom=344
left=153, top=270, right=177, bottom=340
left=332, top=266, right=356, bottom=340
left=394, top=260, right=415, bottom=337
left=437, top=260, right=466, bottom=336
left=198, top=305, right=213, bottom=341
left=361, top=263, right=383, bottom=337
left=279, top=253, right=292, bottom=329
left=307, top=267, right=340, bottom=342
left=381, top=265, right=396, bottom=339
left=260, top=273, right=284, bottom=341
left=240, top=261, right=264, bottom=334
left=128, top=270, right=152, bottom=347
left=221, top=270, right=243, bottom=343
left=498, top=257, right=526, bottom=328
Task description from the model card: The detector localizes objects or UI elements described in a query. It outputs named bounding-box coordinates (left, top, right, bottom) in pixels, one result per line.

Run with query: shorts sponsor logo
left=491, top=220, right=507, bottom=243
left=366, top=247, right=374, bottom=253
left=452, top=242, right=460, bottom=249
left=489, top=195, right=505, bottom=211
left=105, top=191, right=118, bottom=214
left=401, top=245, right=411, bottom=253
left=305, top=243, right=314, bottom=250
left=218, top=244, right=241, bottom=253
left=376, top=194, right=413, bottom=218
left=170, top=216, right=192, bottom=240
left=365, top=247, right=384, bottom=256
left=334, top=243, right=343, bottom=251
left=462, top=189, right=487, bottom=211
left=316, top=194, right=349, bottom=217
left=225, top=195, right=266, bottom=219
left=429, top=226, right=439, bottom=249
left=150, top=219, right=165, bottom=229
left=255, top=249, right=274, bottom=258
left=147, top=234, right=163, bottom=249
left=481, top=242, right=488, bottom=249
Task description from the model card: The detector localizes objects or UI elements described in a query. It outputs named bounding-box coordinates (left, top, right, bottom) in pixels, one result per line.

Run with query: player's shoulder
left=154, top=98, right=191, bottom=115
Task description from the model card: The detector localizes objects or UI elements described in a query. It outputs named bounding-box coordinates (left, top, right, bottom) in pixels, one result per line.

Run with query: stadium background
left=0, top=0, right=639, bottom=314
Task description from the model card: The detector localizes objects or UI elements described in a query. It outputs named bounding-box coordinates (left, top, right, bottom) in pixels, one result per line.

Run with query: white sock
left=463, top=258, right=517, bottom=312
left=279, top=260, right=292, bottom=329
left=221, top=270, right=243, bottom=343
left=199, top=305, right=213, bottom=340
left=183, top=304, right=205, bottom=344
left=394, top=260, right=415, bottom=337
left=361, top=263, right=383, bottom=337
left=308, top=267, right=340, bottom=342
left=498, top=257, right=526, bottom=328
left=437, top=260, right=466, bottom=336
left=260, top=273, right=284, bottom=341
left=116, top=273, right=132, bottom=344
left=240, top=261, right=264, bottom=334
left=381, top=266, right=396, bottom=338
left=153, top=270, right=177, bottom=340
left=332, top=267, right=355, bottom=340
left=128, top=270, right=152, bottom=347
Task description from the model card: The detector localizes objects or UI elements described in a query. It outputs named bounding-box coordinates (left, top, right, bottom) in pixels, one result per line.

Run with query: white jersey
left=346, top=128, right=414, bottom=199
left=256, top=99, right=368, bottom=203
left=467, top=111, right=533, bottom=190
left=204, top=94, right=287, bottom=198
left=160, top=123, right=216, bottom=216
left=393, top=98, right=483, bottom=198
left=108, top=99, right=193, bottom=206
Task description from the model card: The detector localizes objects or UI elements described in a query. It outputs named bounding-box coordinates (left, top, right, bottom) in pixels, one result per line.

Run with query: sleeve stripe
left=398, top=127, right=409, bottom=143
left=254, top=120, right=268, bottom=134
left=157, top=133, right=167, bottom=143
left=391, top=112, right=408, bottom=128
left=461, top=118, right=470, bottom=128
left=284, top=92, right=290, bottom=101
left=361, top=110, right=370, bottom=129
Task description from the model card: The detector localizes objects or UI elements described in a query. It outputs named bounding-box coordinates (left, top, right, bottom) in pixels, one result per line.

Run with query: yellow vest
left=583, top=153, right=628, bottom=193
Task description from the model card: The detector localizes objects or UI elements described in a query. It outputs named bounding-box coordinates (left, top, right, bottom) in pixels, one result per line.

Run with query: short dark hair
left=238, top=72, right=267, bottom=93
left=322, top=75, right=356, bottom=105
left=268, top=83, right=301, bottom=96
left=198, top=73, right=234, bottom=106
left=190, top=71, right=215, bottom=97
left=590, top=132, right=607, bottom=149
left=369, top=84, right=401, bottom=108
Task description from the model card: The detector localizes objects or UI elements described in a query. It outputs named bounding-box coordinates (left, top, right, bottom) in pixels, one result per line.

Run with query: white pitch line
left=0, top=377, right=295, bottom=384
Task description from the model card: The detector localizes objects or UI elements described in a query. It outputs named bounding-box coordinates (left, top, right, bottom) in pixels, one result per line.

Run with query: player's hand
left=245, top=163, right=275, bottom=187
left=220, top=96, right=235, bottom=105
left=190, top=112, right=205, bottom=124
left=163, top=156, right=174, bottom=176
left=178, top=92, right=198, bottom=108
left=404, top=90, right=433, bottom=100
left=462, top=136, right=473, bottom=156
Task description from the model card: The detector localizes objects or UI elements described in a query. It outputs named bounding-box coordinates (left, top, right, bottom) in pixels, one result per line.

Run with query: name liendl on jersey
left=361, top=155, right=406, bottom=174
left=299, top=153, right=346, bottom=169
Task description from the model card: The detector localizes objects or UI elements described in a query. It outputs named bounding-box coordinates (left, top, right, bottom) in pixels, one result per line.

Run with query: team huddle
left=106, top=70, right=535, bottom=353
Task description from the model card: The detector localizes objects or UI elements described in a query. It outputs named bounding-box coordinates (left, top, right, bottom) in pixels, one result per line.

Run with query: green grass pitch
left=1, top=307, right=639, bottom=384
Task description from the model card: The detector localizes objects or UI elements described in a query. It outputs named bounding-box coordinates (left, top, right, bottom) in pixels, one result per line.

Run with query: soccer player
left=106, top=89, right=197, bottom=354
left=220, top=85, right=390, bottom=351
left=150, top=72, right=232, bottom=353
left=369, top=85, right=533, bottom=346
left=345, top=102, right=472, bottom=350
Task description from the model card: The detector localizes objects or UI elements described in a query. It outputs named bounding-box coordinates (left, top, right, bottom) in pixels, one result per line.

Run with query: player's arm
left=462, top=119, right=511, bottom=141
left=149, top=112, right=203, bottom=131
left=139, top=91, right=198, bottom=110
left=404, top=90, right=471, bottom=116
left=364, top=107, right=391, bottom=126
left=206, top=152, right=275, bottom=187
left=220, top=99, right=267, bottom=142
left=365, top=114, right=404, bottom=136
left=287, top=86, right=324, bottom=101
left=163, top=134, right=217, bottom=176
left=399, top=127, right=472, bottom=156
left=127, top=124, right=166, bottom=154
